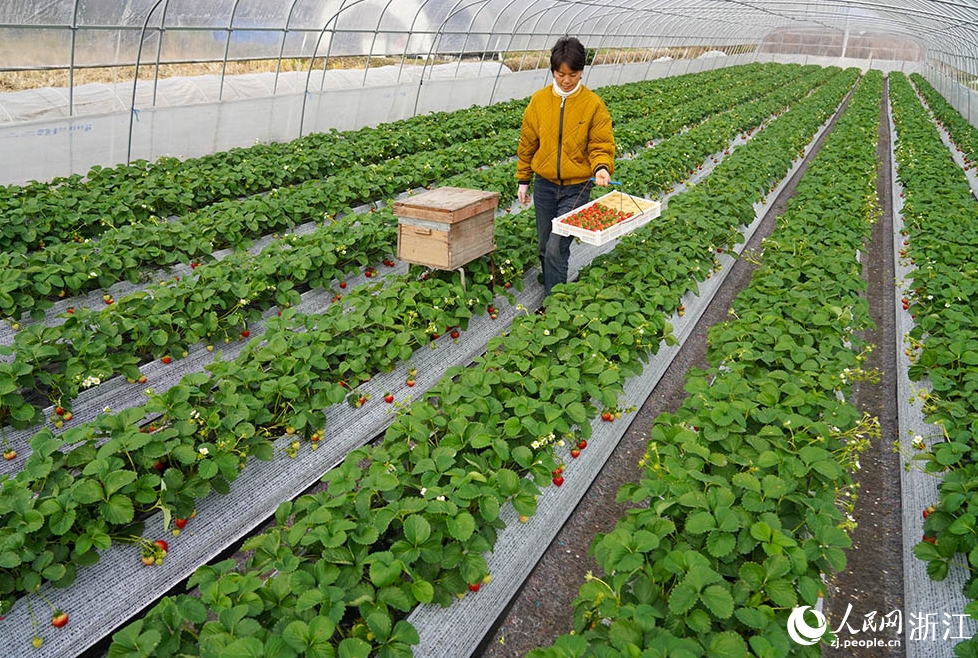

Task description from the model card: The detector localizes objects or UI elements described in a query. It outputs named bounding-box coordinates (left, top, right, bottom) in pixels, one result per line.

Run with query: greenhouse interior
left=2, top=1, right=978, bottom=657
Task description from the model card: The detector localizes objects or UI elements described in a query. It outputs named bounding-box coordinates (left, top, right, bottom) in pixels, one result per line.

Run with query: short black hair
left=550, top=36, right=587, bottom=72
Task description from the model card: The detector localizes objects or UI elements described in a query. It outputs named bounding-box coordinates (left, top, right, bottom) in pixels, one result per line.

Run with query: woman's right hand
left=518, top=183, right=530, bottom=204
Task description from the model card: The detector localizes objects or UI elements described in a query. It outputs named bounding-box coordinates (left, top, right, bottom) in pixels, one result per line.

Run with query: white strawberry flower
left=543, top=329, right=550, bottom=336
left=198, top=446, right=209, bottom=456
left=420, top=487, right=427, bottom=496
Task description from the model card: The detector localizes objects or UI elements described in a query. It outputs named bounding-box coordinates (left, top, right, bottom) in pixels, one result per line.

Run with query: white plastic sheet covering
left=0, top=53, right=934, bottom=187
left=0, top=61, right=513, bottom=186
left=0, top=61, right=509, bottom=124
left=0, top=55, right=751, bottom=186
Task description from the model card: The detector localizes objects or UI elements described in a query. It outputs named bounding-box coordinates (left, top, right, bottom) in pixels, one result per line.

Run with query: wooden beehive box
left=394, top=186, right=499, bottom=270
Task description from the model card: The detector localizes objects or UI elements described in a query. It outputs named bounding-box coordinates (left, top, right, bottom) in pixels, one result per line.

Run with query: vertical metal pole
left=151, top=0, right=172, bottom=107
left=413, top=0, right=470, bottom=118
left=219, top=0, right=244, bottom=101
left=488, top=1, right=547, bottom=106
left=127, top=0, right=167, bottom=164
left=274, top=1, right=302, bottom=95
left=300, top=0, right=372, bottom=138
left=362, top=0, right=398, bottom=87
left=69, top=0, right=81, bottom=116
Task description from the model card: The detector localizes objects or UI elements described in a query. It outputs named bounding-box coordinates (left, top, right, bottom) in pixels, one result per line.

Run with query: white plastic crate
left=552, top=190, right=661, bottom=246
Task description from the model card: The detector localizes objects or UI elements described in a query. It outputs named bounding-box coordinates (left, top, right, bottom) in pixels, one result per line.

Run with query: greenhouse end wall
left=0, top=53, right=933, bottom=187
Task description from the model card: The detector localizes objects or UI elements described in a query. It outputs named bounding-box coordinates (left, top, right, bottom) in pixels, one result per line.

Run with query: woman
left=516, top=36, right=616, bottom=296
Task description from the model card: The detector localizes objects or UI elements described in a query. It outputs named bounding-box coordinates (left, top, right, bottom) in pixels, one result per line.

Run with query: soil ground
left=475, top=76, right=904, bottom=658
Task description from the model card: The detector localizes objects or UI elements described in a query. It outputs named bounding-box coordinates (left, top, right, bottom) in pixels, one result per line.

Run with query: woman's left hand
left=593, top=169, right=611, bottom=186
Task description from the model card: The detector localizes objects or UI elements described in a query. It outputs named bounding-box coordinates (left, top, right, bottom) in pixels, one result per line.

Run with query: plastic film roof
left=0, top=1, right=974, bottom=71
left=1, top=1, right=975, bottom=186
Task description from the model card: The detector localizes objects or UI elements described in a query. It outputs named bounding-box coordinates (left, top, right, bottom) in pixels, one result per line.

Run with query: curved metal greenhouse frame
left=3, top=0, right=978, bottom=182
left=3, top=1, right=978, bottom=103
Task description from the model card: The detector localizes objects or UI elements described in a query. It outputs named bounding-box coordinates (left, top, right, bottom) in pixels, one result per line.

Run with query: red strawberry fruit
left=51, top=611, right=68, bottom=628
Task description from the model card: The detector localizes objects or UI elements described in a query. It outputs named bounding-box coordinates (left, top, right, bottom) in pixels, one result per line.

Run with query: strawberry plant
left=92, top=64, right=859, bottom=658
left=0, top=101, right=529, bottom=256
left=0, top=62, right=862, bottom=654
left=889, top=72, right=978, bottom=654
left=527, top=69, right=882, bottom=658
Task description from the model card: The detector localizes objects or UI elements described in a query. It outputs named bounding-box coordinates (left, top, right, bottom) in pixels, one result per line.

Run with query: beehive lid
left=393, top=187, right=499, bottom=224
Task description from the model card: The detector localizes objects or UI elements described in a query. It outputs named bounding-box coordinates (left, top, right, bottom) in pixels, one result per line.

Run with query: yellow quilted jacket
left=516, top=84, right=615, bottom=186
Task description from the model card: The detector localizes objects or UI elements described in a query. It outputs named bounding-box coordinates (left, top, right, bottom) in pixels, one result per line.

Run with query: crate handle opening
left=414, top=227, right=432, bottom=236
